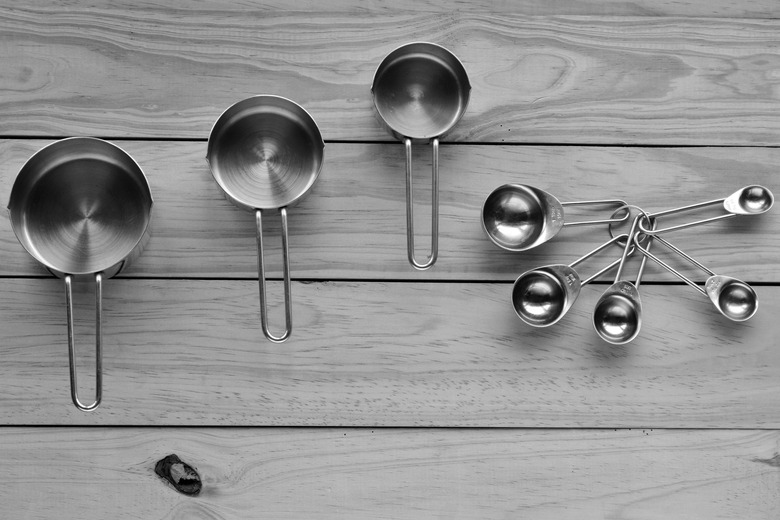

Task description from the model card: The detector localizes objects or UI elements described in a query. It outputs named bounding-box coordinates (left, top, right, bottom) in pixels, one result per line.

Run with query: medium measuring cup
left=638, top=185, right=773, bottom=235
left=592, top=212, right=654, bottom=345
left=481, top=184, right=629, bottom=252
left=512, top=234, right=633, bottom=327
left=632, top=232, right=758, bottom=321
left=371, top=42, right=471, bottom=270
left=207, top=96, right=324, bottom=343
left=7, top=137, right=153, bottom=411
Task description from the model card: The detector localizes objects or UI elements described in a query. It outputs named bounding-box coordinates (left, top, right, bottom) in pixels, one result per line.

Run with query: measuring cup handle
left=256, top=208, right=292, bottom=343
left=64, top=273, right=103, bottom=412
left=405, top=138, right=439, bottom=270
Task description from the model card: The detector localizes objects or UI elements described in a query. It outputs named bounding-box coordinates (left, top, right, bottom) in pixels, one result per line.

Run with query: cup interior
left=8, top=138, right=153, bottom=275
left=372, top=43, right=470, bottom=140
left=207, top=96, right=324, bottom=211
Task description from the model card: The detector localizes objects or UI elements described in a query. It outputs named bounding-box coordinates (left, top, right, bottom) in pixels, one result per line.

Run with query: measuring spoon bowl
left=593, top=281, right=643, bottom=345
left=482, top=184, right=565, bottom=252
left=706, top=275, right=758, bottom=322
left=723, top=185, right=774, bottom=216
left=512, top=264, right=580, bottom=327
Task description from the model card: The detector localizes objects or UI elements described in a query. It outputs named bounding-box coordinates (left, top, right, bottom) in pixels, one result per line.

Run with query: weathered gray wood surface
left=0, top=428, right=778, bottom=519
left=2, top=6, right=780, bottom=144
left=1, top=140, right=776, bottom=280
left=0, top=280, right=776, bottom=427
left=1, top=1, right=779, bottom=517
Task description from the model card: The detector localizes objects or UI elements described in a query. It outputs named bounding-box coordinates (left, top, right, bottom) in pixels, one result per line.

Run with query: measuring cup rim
left=206, top=95, right=325, bottom=211
left=371, top=41, right=471, bottom=140
left=8, top=137, right=154, bottom=276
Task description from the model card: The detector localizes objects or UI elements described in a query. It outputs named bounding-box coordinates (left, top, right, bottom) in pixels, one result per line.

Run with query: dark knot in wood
left=154, top=454, right=202, bottom=496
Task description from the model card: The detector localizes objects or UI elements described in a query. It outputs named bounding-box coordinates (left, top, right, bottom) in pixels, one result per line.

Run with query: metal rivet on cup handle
left=7, top=137, right=154, bottom=411
left=206, top=95, right=324, bottom=343
left=371, top=42, right=471, bottom=270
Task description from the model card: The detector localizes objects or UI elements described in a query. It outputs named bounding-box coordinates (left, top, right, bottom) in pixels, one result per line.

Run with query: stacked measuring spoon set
left=481, top=184, right=775, bottom=345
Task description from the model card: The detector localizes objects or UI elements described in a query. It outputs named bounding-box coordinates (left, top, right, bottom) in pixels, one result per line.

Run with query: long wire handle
left=632, top=231, right=707, bottom=296
left=256, top=208, right=292, bottom=343
left=577, top=234, right=633, bottom=285
left=638, top=197, right=733, bottom=234
left=405, top=138, right=439, bottom=270
left=560, top=199, right=630, bottom=227
left=65, top=273, right=103, bottom=412
left=615, top=215, right=642, bottom=282
left=650, top=234, right=716, bottom=276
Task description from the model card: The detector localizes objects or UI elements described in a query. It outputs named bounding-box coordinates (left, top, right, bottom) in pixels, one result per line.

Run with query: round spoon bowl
left=738, top=185, right=774, bottom=214
left=709, top=277, right=758, bottom=321
left=512, top=270, right=568, bottom=327
left=482, top=184, right=553, bottom=251
left=593, top=293, right=641, bottom=345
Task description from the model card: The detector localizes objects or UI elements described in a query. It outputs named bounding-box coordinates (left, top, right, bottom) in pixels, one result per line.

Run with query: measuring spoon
left=638, top=185, right=773, bottom=235
left=632, top=232, right=758, bottom=321
left=512, top=234, right=632, bottom=327
left=482, top=184, right=629, bottom=252
left=592, top=213, right=654, bottom=345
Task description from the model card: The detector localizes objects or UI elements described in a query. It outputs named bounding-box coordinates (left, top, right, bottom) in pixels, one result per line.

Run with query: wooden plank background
left=1, top=428, right=778, bottom=519
left=1, top=1, right=779, bottom=517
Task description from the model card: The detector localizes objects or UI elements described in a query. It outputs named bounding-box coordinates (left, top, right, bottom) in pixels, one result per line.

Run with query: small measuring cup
left=632, top=232, right=758, bottom=321
left=592, top=212, right=654, bottom=345
left=207, top=96, right=324, bottom=342
left=481, top=184, right=629, bottom=252
left=8, top=138, right=153, bottom=411
left=371, top=42, right=471, bottom=270
left=638, top=185, right=773, bottom=235
left=512, top=234, right=632, bottom=327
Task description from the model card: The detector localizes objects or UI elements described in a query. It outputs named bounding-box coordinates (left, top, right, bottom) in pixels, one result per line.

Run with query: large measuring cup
left=633, top=232, right=758, bottom=321
left=638, top=185, right=773, bottom=235
left=207, top=96, right=324, bottom=343
left=592, top=212, right=654, bottom=345
left=512, top=234, right=632, bottom=327
left=8, top=138, right=153, bottom=411
left=371, top=42, right=471, bottom=270
left=482, top=184, right=629, bottom=252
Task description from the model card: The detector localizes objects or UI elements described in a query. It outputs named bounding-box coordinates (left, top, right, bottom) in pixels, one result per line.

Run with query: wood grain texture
left=0, top=427, right=778, bottom=519
left=12, top=0, right=780, bottom=17
left=1, top=140, right=777, bottom=281
left=0, top=278, right=777, bottom=426
left=2, top=6, right=780, bottom=144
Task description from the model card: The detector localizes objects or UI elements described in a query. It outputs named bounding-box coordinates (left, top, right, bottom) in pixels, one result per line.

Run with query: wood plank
left=12, top=0, right=780, bottom=18
left=0, top=278, right=778, bottom=426
left=1, top=140, right=777, bottom=281
left=0, top=427, right=778, bottom=518
left=2, top=8, right=780, bottom=144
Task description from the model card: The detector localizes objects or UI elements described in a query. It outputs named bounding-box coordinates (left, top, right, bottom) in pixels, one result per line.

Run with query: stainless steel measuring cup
left=481, top=184, right=629, bottom=252
left=512, top=233, right=632, bottom=327
left=592, top=212, right=654, bottom=345
left=632, top=232, right=758, bottom=321
left=638, top=185, right=773, bottom=235
left=7, top=137, right=153, bottom=411
left=371, top=42, right=471, bottom=270
left=207, top=95, right=324, bottom=343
